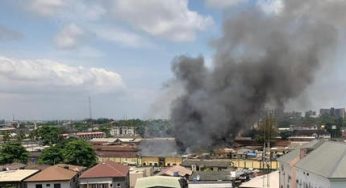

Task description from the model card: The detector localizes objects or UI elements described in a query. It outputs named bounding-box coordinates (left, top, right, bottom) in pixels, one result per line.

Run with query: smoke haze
left=170, top=0, right=345, bottom=151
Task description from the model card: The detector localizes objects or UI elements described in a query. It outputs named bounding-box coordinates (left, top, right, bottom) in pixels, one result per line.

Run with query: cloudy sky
left=0, top=0, right=345, bottom=120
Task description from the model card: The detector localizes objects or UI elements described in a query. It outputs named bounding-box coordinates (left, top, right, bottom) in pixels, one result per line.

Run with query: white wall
left=296, top=168, right=330, bottom=188
left=80, top=177, right=112, bottom=185
left=27, top=181, right=73, bottom=188
left=330, top=180, right=346, bottom=188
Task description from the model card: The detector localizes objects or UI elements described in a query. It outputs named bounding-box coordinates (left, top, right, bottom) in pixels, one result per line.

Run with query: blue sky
left=0, top=0, right=345, bottom=120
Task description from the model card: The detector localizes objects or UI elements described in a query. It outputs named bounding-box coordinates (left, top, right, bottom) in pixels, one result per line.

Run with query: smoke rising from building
left=170, top=0, right=345, bottom=151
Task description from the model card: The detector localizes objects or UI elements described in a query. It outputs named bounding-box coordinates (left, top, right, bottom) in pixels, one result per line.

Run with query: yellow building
left=141, top=156, right=183, bottom=167
left=230, top=159, right=279, bottom=170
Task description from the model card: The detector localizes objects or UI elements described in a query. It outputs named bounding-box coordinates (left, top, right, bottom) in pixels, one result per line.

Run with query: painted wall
left=296, top=168, right=330, bottom=188
left=27, top=181, right=75, bottom=188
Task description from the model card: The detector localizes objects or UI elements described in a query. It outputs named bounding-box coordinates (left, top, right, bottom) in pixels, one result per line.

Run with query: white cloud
left=112, top=0, right=213, bottom=42
left=54, top=23, right=84, bottom=49
left=257, top=0, right=284, bottom=14
left=205, top=0, right=245, bottom=9
left=0, top=56, right=125, bottom=94
left=92, top=26, right=153, bottom=48
left=29, top=0, right=65, bottom=16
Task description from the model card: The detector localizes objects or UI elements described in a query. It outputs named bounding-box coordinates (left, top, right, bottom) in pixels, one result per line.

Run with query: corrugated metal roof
left=189, top=170, right=233, bottom=181
left=295, top=141, right=346, bottom=178
left=135, top=176, right=183, bottom=188
left=158, top=165, right=192, bottom=176
left=277, top=139, right=324, bottom=163
left=239, top=171, right=279, bottom=188
left=0, top=170, right=39, bottom=182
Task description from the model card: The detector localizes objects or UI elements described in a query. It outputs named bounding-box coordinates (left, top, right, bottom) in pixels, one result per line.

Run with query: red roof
left=80, top=161, right=129, bottom=179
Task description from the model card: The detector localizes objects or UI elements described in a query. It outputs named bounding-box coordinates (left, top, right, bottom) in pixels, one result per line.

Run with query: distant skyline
left=1, top=0, right=346, bottom=120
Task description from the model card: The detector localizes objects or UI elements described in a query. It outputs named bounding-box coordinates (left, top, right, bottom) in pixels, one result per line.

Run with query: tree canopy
left=0, top=141, right=28, bottom=164
left=61, top=139, right=97, bottom=167
left=38, top=145, right=63, bottom=165
left=36, top=125, right=63, bottom=145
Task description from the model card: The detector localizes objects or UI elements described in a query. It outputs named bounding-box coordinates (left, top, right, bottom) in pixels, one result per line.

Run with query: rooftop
left=277, top=139, right=325, bottom=164
left=239, top=171, right=279, bottom=188
left=80, top=161, right=129, bottom=179
left=25, top=164, right=83, bottom=182
left=135, top=176, right=185, bottom=188
left=182, top=159, right=230, bottom=168
left=0, top=170, right=39, bottom=182
left=295, top=141, right=346, bottom=179
left=158, top=165, right=192, bottom=177
left=189, top=170, right=233, bottom=181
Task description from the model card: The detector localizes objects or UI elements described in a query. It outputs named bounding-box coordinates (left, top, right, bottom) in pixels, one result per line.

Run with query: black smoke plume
left=170, top=0, right=345, bottom=151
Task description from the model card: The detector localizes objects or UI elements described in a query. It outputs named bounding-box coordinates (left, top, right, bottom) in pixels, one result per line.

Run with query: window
left=46, top=184, right=50, bottom=187
left=54, top=184, right=61, bottom=188
left=35, top=184, right=42, bottom=188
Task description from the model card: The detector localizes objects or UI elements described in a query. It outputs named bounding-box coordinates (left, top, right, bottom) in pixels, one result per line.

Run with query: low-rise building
left=277, top=139, right=324, bottom=188
left=239, top=171, right=279, bottom=188
left=0, top=169, right=39, bottom=188
left=24, top=164, right=83, bottom=188
left=110, top=127, right=136, bottom=137
left=80, top=161, right=129, bottom=188
left=129, top=167, right=153, bottom=188
left=62, top=132, right=105, bottom=140
left=94, top=144, right=140, bottom=165
left=188, top=170, right=234, bottom=188
left=295, top=141, right=346, bottom=188
left=181, top=159, right=231, bottom=172
left=135, top=176, right=187, bottom=188
left=158, top=165, right=192, bottom=177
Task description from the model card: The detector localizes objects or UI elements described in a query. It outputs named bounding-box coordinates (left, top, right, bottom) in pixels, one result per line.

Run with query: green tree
left=37, top=125, right=63, bottom=145
left=39, top=146, right=64, bottom=165
left=74, top=123, right=90, bottom=132
left=62, top=139, right=96, bottom=167
left=16, top=130, right=26, bottom=142
left=99, top=124, right=111, bottom=137
left=0, top=141, right=28, bottom=164
left=2, top=132, right=11, bottom=142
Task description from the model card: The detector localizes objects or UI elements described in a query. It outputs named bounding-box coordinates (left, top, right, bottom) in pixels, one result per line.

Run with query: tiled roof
left=80, top=161, right=129, bottom=178
left=24, top=164, right=81, bottom=182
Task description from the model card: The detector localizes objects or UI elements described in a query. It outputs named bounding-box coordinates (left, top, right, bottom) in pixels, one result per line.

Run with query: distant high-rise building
left=319, top=107, right=345, bottom=118
left=305, top=110, right=317, bottom=118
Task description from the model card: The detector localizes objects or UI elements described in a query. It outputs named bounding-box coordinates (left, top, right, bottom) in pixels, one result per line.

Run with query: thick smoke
left=171, top=0, right=345, bottom=151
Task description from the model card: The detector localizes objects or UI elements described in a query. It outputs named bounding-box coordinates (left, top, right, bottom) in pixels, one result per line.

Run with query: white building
left=295, top=141, right=346, bottom=188
left=25, top=165, right=83, bottom=188
left=110, top=126, right=136, bottom=137
left=277, top=140, right=324, bottom=188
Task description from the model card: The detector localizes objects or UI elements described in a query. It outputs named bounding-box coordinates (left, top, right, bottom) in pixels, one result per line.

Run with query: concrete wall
left=27, top=181, right=74, bottom=188
left=80, top=177, right=128, bottom=188
left=98, top=157, right=140, bottom=166
left=296, top=168, right=330, bottom=188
